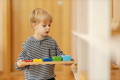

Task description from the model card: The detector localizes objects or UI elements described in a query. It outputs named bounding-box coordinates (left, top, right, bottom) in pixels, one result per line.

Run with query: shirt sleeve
left=54, top=41, right=65, bottom=56
left=16, top=48, right=30, bottom=70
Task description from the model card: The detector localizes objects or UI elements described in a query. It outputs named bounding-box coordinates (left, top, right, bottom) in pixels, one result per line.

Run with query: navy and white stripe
left=16, top=36, right=64, bottom=80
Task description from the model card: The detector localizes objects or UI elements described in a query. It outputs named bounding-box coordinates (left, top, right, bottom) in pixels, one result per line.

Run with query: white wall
left=0, top=0, right=3, bottom=71
left=71, top=1, right=89, bottom=80
left=72, top=0, right=111, bottom=80
left=88, top=0, right=111, bottom=80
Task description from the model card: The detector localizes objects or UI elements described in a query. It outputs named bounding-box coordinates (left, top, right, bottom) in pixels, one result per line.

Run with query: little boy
left=16, top=8, right=64, bottom=80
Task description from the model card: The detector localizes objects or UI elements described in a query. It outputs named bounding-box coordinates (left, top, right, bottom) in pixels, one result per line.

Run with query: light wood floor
left=0, top=66, right=120, bottom=80
left=111, top=69, right=120, bottom=80
left=0, top=72, right=74, bottom=80
left=0, top=66, right=74, bottom=80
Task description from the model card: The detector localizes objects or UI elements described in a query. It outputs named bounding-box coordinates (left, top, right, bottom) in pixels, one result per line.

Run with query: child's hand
left=71, top=63, right=77, bottom=72
left=17, top=60, right=29, bottom=67
left=71, top=63, right=76, bottom=69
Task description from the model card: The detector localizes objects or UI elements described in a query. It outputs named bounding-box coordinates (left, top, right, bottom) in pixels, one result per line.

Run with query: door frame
left=3, top=0, right=12, bottom=74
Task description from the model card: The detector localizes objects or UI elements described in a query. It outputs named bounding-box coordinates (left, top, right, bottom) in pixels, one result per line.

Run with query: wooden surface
left=2, top=0, right=73, bottom=79
left=3, top=0, right=12, bottom=74
left=112, top=0, right=120, bottom=35
left=26, top=61, right=75, bottom=65
left=111, top=64, right=120, bottom=69
left=11, top=0, right=71, bottom=72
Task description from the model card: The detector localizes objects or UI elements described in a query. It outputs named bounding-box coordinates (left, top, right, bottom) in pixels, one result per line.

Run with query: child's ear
left=32, top=23, right=36, bottom=27
left=32, top=23, right=38, bottom=29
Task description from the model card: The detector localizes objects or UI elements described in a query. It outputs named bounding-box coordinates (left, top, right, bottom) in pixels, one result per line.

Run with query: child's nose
left=46, top=26, right=50, bottom=29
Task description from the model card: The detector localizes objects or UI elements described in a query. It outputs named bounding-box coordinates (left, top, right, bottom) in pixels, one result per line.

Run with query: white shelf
left=72, top=31, right=90, bottom=42
left=72, top=31, right=108, bottom=46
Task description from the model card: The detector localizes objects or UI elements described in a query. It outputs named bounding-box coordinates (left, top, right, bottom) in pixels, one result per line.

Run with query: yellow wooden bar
left=27, top=61, right=76, bottom=65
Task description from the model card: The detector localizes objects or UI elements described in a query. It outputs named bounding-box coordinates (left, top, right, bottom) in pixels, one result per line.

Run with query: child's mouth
left=45, top=31, right=49, bottom=34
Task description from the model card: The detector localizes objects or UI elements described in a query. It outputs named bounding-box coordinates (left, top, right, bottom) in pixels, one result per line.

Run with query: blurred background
left=0, top=0, right=120, bottom=80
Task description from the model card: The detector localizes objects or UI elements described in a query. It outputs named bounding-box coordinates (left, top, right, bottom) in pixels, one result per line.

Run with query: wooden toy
left=23, top=60, right=33, bottom=62
left=33, top=59, right=43, bottom=62
left=43, top=58, right=52, bottom=62
left=61, top=55, right=72, bottom=61
left=28, top=61, right=75, bottom=65
left=52, top=56, right=62, bottom=61
left=20, top=55, right=74, bottom=65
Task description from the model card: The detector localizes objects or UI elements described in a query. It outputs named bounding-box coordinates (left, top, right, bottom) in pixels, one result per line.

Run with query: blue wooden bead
left=61, top=55, right=72, bottom=61
left=43, top=58, right=53, bottom=62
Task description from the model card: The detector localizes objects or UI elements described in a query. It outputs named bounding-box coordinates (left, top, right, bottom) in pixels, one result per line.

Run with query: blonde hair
left=30, top=8, right=52, bottom=24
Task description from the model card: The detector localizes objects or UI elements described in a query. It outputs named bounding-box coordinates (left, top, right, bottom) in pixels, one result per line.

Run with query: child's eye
left=48, top=24, right=51, bottom=27
left=42, top=25, right=47, bottom=27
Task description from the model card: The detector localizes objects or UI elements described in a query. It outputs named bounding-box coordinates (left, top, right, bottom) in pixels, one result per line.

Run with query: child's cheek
left=37, top=27, right=42, bottom=32
left=35, top=26, right=40, bottom=31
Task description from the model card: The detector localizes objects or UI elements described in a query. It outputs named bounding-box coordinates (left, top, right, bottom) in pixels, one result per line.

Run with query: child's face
left=33, top=20, right=51, bottom=37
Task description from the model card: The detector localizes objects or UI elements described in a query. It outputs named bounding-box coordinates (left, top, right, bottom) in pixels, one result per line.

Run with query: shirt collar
left=29, top=36, right=50, bottom=42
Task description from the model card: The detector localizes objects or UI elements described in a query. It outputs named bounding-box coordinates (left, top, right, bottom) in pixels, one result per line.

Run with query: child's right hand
left=17, top=60, right=29, bottom=67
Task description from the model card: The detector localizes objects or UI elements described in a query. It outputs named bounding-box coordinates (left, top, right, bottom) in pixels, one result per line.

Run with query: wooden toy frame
left=24, top=61, right=76, bottom=65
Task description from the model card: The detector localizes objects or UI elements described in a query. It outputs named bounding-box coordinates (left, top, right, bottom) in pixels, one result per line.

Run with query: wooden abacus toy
left=22, top=55, right=75, bottom=65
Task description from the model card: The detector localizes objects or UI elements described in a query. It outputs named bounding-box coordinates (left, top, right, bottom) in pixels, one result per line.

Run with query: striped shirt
left=16, top=36, right=64, bottom=80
